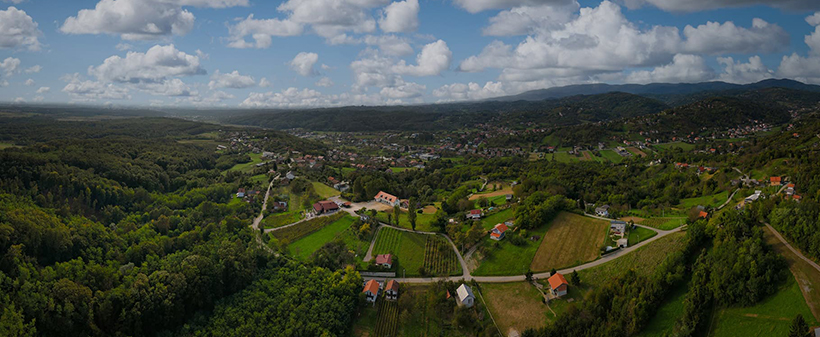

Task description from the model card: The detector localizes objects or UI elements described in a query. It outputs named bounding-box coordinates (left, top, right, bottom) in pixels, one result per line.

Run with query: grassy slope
left=480, top=208, right=515, bottom=230
left=372, top=227, right=428, bottom=276
left=636, top=284, right=689, bottom=337
left=580, top=232, right=687, bottom=289
left=311, top=181, right=340, bottom=199
left=481, top=282, right=549, bottom=335
left=226, top=152, right=263, bottom=172
left=763, top=226, right=820, bottom=321
left=599, top=150, right=624, bottom=163
left=677, top=190, right=730, bottom=209
left=287, top=215, right=357, bottom=260
left=473, top=222, right=549, bottom=277
left=375, top=210, right=437, bottom=232
left=530, top=212, right=608, bottom=272
left=710, top=275, right=818, bottom=337
left=627, top=226, right=658, bottom=246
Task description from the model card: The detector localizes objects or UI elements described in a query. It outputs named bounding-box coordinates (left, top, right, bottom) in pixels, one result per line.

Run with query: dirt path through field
left=469, top=189, right=513, bottom=200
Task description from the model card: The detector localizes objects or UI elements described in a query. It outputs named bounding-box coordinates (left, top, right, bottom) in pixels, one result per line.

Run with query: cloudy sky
left=1, top=0, right=819, bottom=108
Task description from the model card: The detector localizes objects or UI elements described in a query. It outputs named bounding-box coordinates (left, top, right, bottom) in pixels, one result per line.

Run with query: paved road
left=718, top=188, right=739, bottom=210
left=765, top=223, right=820, bottom=273
left=365, top=214, right=685, bottom=284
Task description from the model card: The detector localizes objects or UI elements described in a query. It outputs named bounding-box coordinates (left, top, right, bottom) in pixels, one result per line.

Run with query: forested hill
left=218, top=92, right=668, bottom=131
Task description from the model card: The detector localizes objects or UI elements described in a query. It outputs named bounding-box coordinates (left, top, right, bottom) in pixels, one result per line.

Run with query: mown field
left=580, top=232, right=687, bottom=289
left=480, top=208, right=515, bottom=230
left=764, top=226, right=820, bottom=320
left=270, top=213, right=344, bottom=243
left=473, top=222, right=549, bottom=276
left=636, top=217, right=686, bottom=230
left=311, top=181, right=340, bottom=199
left=372, top=227, right=428, bottom=276
left=599, top=150, right=624, bottom=163
left=677, top=190, right=730, bottom=209
left=530, top=212, right=608, bottom=272
left=627, top=226, right=658, bottom=246
left=481, top=282, right=549, bottom=336
left=375, top=210, right=437, bottom=232
left=225, top=152, right=263, bottom=172
left=262, top=211, right=302, bottom=229
left=709, top=275, right=818, bottom=337
left=287, top=215, right=360, bottom=260
left=636, top=284, right=689, bottom=337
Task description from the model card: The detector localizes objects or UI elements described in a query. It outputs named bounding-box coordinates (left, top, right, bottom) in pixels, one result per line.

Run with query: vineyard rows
left=422, top=236, right=459, bottom=275
left=373, top=299, right=399, bottom=337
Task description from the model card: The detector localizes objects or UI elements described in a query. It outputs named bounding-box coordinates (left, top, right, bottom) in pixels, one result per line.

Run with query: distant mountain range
left=489, top=79, right=820, bottom=103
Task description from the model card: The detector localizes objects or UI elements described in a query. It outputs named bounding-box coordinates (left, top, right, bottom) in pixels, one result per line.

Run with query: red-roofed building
left=312, top=200, right=339, bottom=215
left=698, top=211, right=709, bottom=219
left=385, top=280, right=399, bottom=300
left=770, top=176, right=782, bottom=186
left=467, top=209, right=482, bottom=220
left=548, top=273, right=569, bottom=297
left=374, top=191, right=400, bottom=207
left=362, top=280, right=380, bottom=303
left=490, top=223, right=508, bottom=241
left=375, top=254, right=393, bottom=269
left=793, top=195, right=802, bottom=202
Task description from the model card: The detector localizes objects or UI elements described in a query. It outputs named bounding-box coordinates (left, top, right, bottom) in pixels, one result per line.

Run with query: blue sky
left=1, top=0, right=819, bottom=108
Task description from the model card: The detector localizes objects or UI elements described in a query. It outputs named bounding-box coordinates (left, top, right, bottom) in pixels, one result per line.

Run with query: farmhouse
left=610, top=220, right=627, bottom=236
left=236, top=188, right=245, bottom=198
left=385, top=280, right=399, bottom=301
left=490, top=223, right=508, bottom=241
left=456, top=284, right=475, bottom=308
left=312, top=200, right=339, bottom=215
left=362, top=280, right=380, bottom=303
left=270, top=201, right=288, bottom=212
left=467, top=209, right=482, bottom=220
left=375, top=254, right=393, bottom=269
left=595, top=205, right=610, bottom=217
left=770, top=176, right=782, bottom=186
left=374, top=191, right=400, bottom=207
left=548, top=273, right=569, bottom=297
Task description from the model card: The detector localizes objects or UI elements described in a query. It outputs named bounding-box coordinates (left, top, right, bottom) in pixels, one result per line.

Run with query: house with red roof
left=490, top=223, right=508, bottom=241
left=362, top=280, right=380, bottom=303
left=312, top=200, right=339, bottom=215
left=375, top=254, right=393, bottom=269
left=467, top=209, right=482, bottom=220
left=385, top=280, right=399, bottom=301
left=374, top=191, right=400, bottom=207
left=698, top=211, right=709, bottom=219
left=548, top=273, right=569, bottom=297
left=770, top=176, right=782, bottom=186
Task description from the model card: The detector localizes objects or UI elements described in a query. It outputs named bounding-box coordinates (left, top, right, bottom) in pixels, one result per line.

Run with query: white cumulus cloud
left=392, top=39, right=451, bottom=76
left=289, top=52, right=320, bottom=76
left=717, top=56, right=773, bottom=84
left=0, top=7, right=41, bottom=51
left=208, top=70, right=256, bottom=89
left=379, top=0, right=419, bottom=33
left=682, top=18, right=789, bottom=55
left=626, top=54, right=715, bottom=84
left=89, top=44, right=205, bottom=83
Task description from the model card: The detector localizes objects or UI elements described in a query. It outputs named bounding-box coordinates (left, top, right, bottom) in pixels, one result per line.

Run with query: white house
left=374, top=191, right=400, bottom=207
left=467, top=209, right=482, bottom=220
left=385, top=280, right=399, bottom=301
left=286, top=171, right=296, bottom=180
left=595, top=205, right=610, bottom=217
left=456, top=284, right=475, bottom=308
left=362, top=280, right=380, bottom=303
left=617, top=238, right=628, bottom=248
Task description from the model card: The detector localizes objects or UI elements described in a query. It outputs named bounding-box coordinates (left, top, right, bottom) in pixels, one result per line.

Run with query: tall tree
left=789, top=314, right=810, bottom=337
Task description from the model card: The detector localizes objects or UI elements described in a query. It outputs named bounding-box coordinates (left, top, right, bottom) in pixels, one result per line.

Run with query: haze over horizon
left=2, top=0, right=820, bottom=108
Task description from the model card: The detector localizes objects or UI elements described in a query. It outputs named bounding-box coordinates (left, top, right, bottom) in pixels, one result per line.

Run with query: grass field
left=764, top=226, right=820, bottom=320
left=709, top=274, right=819, bottom=337
left=580, top=232, right=687, bottom=289
left=250, top=174, right=268, bottom=184
left=481, top=282, right=549, bottom=335
left=262, top=211, right=303, bottom=229
left=530, top=212, right=608, bottom=272
left=552, top=152, right=578, bottom=163
left=636, top=284, right=689, bottom=337
left=0, top=142, right=18, bottom=149
left=473, top=221, right=549, bottom=276
left=375, top=210, right=437, bottom=232
left=225, top=153, right=263, bottom=173
left=311, top=181, right=340, bottom=199
left=599, top=150, right=624, bottom=163
left=270, top=213, right=344, bottom=243
left=287, top=215, right=358, bottom=260
left=637, top=217, right=686, bottom=230
left=627, top=226, right=658, bottom=246
left=372, top=227, right=428, bottom=276
left=480, top=208, right=515, bottom=230
left=677, top=191, right=730, bottom=209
